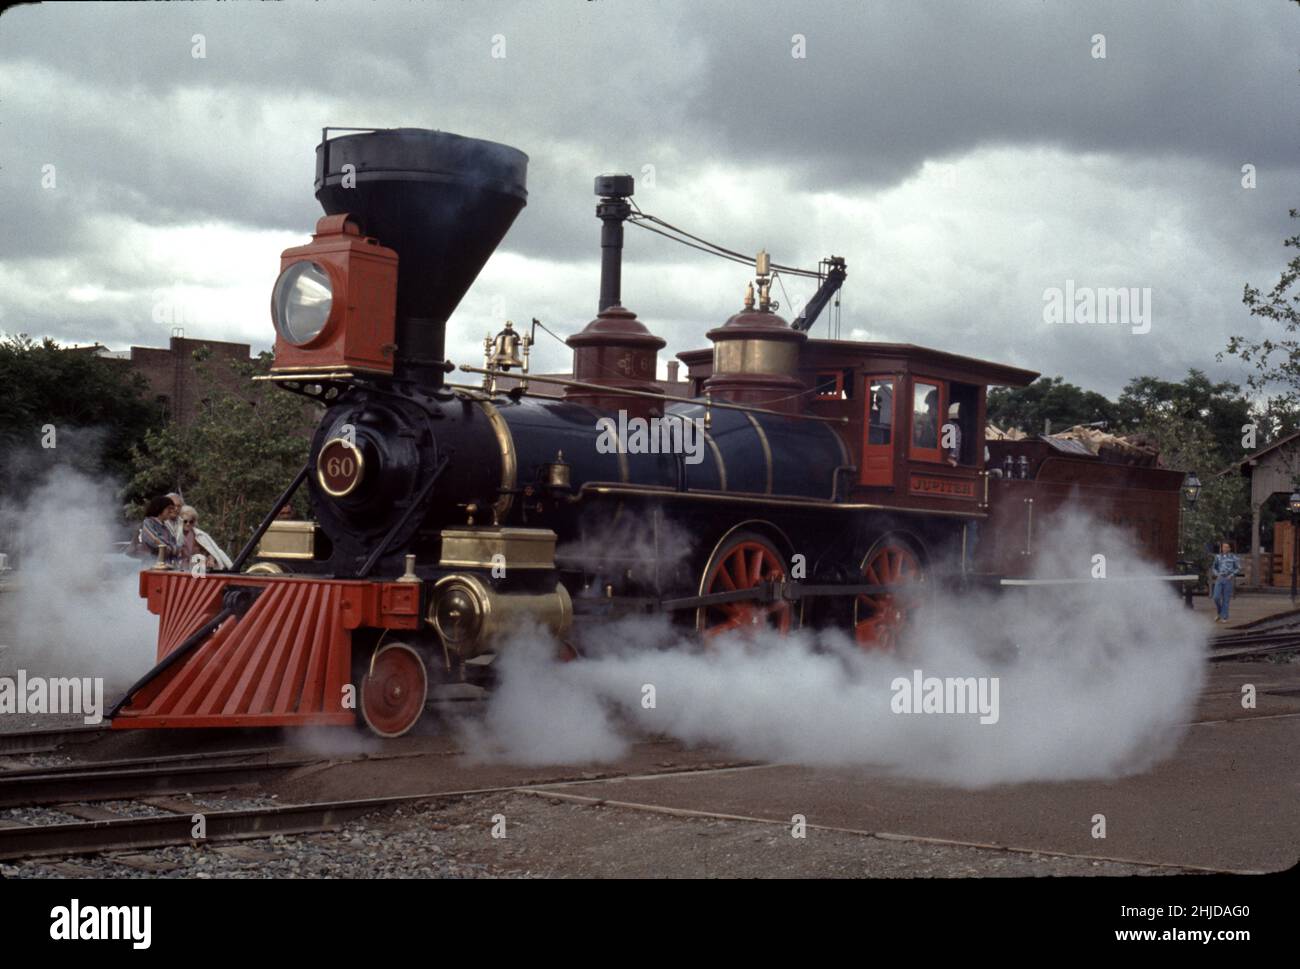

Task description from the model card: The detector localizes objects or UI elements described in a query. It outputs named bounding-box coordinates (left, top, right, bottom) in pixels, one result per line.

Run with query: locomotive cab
left=801, top=344, right=1034, bottom=511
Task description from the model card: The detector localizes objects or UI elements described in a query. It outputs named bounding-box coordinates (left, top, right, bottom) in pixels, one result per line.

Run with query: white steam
left=462, top=510, right=1207, bottom=787
left=0, top=467, right=157, bottom=693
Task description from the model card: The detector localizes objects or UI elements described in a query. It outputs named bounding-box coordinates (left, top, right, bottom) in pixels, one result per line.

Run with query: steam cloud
left=464, top=510, right=1207, bottom=787
left=0, top=464, right=157, bottom=693
left=0, top=459, right=1207, bottom=786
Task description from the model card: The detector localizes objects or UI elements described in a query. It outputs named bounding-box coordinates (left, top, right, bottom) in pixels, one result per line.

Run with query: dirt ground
left=5, top=790, right=1195, bottom=879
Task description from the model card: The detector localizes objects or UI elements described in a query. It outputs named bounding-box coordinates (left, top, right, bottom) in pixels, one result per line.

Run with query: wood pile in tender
left=1045, top=424, right=1161, bottom=467
left=985, top=424, right=1027, bottom=441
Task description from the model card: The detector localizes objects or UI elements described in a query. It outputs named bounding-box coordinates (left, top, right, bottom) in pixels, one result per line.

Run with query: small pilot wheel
left=853, top=536, right=925, bottom=652
left=696, top=530, right=794, bottom=638
left=359, top=642, right=428, bottom=738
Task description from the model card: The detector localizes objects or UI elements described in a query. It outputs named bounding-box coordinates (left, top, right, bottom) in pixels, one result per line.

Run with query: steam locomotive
left=111, top=127, right=1189, bottom=736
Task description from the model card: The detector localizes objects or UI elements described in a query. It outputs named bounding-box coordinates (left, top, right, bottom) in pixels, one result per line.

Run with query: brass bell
left=488, top=321, right=524, bottom=370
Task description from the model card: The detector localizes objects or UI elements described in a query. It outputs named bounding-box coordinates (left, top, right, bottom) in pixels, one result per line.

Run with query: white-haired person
left=165, top=492, right=186, bottom=546
left=179, top=505, right=233, bottom=572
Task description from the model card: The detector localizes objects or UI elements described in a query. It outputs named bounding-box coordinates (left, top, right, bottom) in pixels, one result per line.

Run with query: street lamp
left=1290, top=491, right=1300, bottom=604
left=1177, top=471, right=1203, bottom=609
left=1178, top=471, right=1201, bottom=555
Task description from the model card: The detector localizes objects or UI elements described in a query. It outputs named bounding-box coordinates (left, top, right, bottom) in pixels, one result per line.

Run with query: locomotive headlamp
left=269, top=214, right=399, bottom=377
left=272, top=261, right=334, bottom=345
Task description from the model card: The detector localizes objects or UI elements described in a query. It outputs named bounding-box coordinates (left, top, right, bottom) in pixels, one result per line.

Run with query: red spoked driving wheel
left=696, top=531, right=794, bottom=638
left=853, top=537, right=925, bottom=652
left=360, top=642, right=428, bottom=738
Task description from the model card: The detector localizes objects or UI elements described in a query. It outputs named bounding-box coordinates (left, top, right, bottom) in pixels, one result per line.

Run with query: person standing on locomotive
left=165, top=492, right=185, bottom=544
left=1211, top=542, right=1242, bottom=623
left=180, top=505, right=233, bottom=572
left=139, top=496, right=183, bottom=567
left=943, top=402, right=962, bottom=467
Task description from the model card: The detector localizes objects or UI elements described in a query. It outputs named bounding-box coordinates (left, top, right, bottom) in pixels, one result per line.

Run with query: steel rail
left=0, top=761, right=764, bottom=861
left=0, top=754, right=323, bottom=809
left=1207, top=640, right=1300, bottom=662
left=0, top=746, right=288, bottom=777
left=0, top=798, right=391, bottom=861
left=0, top=725, right=107, bottom=757
left=1210, top=630, right=1300, bottom=647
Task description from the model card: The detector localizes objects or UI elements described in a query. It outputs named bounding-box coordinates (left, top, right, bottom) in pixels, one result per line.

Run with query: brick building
left=79, top=335, right=259, bottom=426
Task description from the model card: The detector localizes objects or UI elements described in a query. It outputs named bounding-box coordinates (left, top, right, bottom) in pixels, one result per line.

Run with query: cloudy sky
left=1, top=0, right=1297, bottom=397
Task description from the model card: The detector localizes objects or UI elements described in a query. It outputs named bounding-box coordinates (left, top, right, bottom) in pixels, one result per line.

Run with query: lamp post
left=1289, top=491, right=1300, bottom=604
left=1180, top=472, right=1201, bottom=609
left=1179, top=471, right=1202, bottom=555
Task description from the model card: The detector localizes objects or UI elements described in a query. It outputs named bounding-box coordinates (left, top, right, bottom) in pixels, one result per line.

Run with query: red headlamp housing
left=270, top=214, right=398, bottom=376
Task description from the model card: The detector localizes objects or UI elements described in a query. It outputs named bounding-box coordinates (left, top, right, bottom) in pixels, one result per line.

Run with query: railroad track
left=0, top=748, right=326, bottom=810
left=0, top=735, right=446, bottom=861
left=0, top=724, right=108, bottom=757
left=0, top=620, right=1294, bottom=864
left=1207, top=628, right=1300, bottom=662
left=0, top=760, right=762, bottom=862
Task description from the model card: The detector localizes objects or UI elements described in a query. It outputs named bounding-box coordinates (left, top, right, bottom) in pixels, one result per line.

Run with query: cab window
left=868, top=378, right=893, bottom=444
left=859, top=375, right=894, bottom=486
left=814, top=370, right=853, bottom=401
left=911, top=380, right=942, bottom=461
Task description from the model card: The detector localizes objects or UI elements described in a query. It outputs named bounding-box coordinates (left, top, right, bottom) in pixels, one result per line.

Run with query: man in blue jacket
left=1211, top=542, right=1242, bottom=623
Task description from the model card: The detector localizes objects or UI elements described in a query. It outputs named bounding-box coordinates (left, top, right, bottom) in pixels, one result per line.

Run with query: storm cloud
left=1, top=0, right=1296, bottom=394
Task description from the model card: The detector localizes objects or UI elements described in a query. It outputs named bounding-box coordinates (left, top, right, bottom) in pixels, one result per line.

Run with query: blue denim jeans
left=1212, top=577, right=1234, bottom=620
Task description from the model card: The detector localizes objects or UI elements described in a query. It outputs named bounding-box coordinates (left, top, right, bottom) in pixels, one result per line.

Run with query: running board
left=998, top=574, right=1199, bottom=586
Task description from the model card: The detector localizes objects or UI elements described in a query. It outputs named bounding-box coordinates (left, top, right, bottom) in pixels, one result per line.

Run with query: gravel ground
left=2, top=593, right=1286, bottom=878
left=2, top=805, right=86, bottom=826
left=0, top=791, right=1199, bottom=879
left=0, top=712, right=94, bottom=734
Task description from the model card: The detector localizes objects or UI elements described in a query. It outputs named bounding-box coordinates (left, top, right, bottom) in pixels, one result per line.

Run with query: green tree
left=127, top=352, right=314, bottom=555
left=1217, top=208, right=1300, bottom=566
left=1136, top=410, right=1247, bottom=568
left=986, top=376, right=1118, bottom=435
left=1113, top=370, right=1253, bottom=466
left=1249, top=396, right=1300, bottom=447
left=1223, top=208, right=1300, bottom=403
left=0, top=334, right=162, bottom=487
